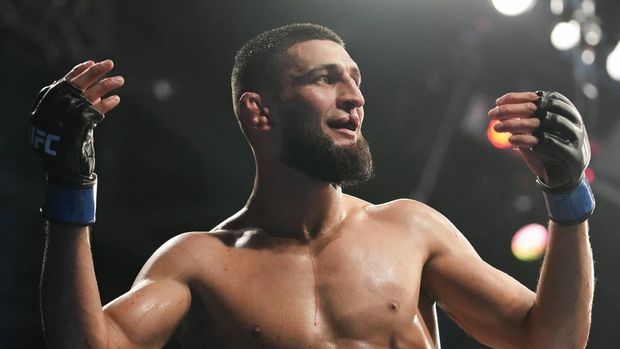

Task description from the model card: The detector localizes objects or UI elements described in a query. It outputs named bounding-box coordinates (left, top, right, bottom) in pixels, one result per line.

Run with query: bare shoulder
left=355, top=197, right=472, bottom=254
left=361, top=198, right=453, bottom=231
left=134, top=230, right=237, bottom=284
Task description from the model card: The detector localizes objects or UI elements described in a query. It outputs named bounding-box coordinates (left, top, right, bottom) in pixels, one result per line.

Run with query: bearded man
left=33, top=23, right=594, bottom=348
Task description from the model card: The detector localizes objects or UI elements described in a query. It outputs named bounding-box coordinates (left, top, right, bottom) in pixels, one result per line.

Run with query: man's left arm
left=421, top=90, right=594, bottom=348
left=492, top=90, right=595, bottom=347
left=526, top=220, right=593, bottom=347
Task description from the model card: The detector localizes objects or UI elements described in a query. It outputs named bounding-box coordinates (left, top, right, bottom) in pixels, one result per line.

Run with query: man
left=33, top=23, right=594, bottom=348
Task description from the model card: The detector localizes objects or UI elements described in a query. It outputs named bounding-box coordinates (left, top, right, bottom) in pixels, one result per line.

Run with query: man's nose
left=337, top=78, right=365, bottom=112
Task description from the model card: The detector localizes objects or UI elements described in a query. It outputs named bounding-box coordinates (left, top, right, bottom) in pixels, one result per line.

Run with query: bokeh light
left=550, top=20, right=581, bottom=50
left=492, top=0, right=536, bottom=16
left=511, top=223, right=548, bottom=261
left=487, top=119, right=512, bottom=149
left=606, top=41, right=620, bottom=81
left=585, top=167, right=596, bottom=183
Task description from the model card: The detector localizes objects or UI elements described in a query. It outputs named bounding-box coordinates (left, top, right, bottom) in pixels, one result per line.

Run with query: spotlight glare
left=583, top=23, right=602, bottom=46
left=492, top=0, right=536, bottom=17
left=582, top=82, right=598, bottom=99
left=581, top=49, right=596, bottom=65
left=511, top=223, right=548, bottom=262
left=550, top=20, right=581, bottom=50
left=585, top=167, right=596, bottom=183
left=606, top=41, right=620, bottom=81
left=487, top=119, right=512, bottom=149
left=550, top=0, right=564, bottom=15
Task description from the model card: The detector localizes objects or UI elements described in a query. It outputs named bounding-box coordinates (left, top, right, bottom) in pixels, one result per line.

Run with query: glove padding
left=532, top=90, right=590, bottom=192
left=29, top=79, right=104, bottom=188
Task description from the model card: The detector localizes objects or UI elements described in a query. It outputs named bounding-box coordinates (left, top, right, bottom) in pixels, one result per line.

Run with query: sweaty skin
left=146, top=197, right=440, bottom=349
left=41, top=40, right=593, bottom=349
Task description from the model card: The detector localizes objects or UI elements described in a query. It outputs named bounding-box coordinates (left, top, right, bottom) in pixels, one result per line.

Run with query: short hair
left=231, top=23, right=345, bottom=115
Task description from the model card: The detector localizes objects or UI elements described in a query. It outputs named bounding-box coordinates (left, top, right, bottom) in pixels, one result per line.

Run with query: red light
left=487, top=119, right=512, bottom=149
left=585, top=167, right=595, bottom=183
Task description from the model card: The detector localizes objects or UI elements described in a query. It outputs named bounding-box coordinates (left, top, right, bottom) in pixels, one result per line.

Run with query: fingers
left=64, top=61, right=95, bottom=80
left=92, top=95, right=121, bottom=114
left=83, top=76, right=125, bottom=104
left=70, top=59, right=115, bottom=91
left=508, top=134, right=538, bottom=148
left=494, top=117, right=540, bottom=134
left=495, top=91, right=538, bottom=106
left=488, top=102, right=538, bottom=121
left=490, top=91, right=540, bottom=148
left=64, top=59, right=124, bottom=113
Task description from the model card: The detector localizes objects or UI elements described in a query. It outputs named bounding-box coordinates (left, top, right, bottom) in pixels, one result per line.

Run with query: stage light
left=491, top=0, right=536, bottom=17
left=550, top=20, right=581, bottom=50
left=585, top=167, right=596, bottom=183
left=511, top=223, right=548, bottom=261
left=581, top=48, right=596, bottom=65
left=550, top=0, right=564, bottom=15
left=582, top=82, right=598, bottom=99
left=606, top=41, right=620, bottom=81
left=583, top=22, right=602, bottom=46
left=487, top=119, right=512, bottom=149
left=153, top=79, right=173, bottom=101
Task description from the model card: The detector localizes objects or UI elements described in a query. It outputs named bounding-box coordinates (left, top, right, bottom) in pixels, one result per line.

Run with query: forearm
left=40, top=222, right=108, bottom=348
left=525, top=221, right=594, bottom=348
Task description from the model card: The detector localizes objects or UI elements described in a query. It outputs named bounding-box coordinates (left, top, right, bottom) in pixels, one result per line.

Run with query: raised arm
left=420, top=91, right=594, bottom=348
left=35, top=61, right=191, bottom=348
left=41, top=225, right=192, bottom=349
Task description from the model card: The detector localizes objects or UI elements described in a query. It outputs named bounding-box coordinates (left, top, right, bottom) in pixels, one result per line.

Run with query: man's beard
left=281, top=118, right=374, bottom=187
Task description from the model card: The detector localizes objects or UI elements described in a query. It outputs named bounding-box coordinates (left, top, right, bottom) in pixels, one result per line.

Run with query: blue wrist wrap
left=539, top=177, right=595, bottom=225
left=42, top=183, right=97, bottom=225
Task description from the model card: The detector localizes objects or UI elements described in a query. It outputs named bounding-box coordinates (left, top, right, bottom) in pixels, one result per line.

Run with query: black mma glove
left=29, top=79, right=104, bottom=225
left=532, top=90, right=595, bottom=225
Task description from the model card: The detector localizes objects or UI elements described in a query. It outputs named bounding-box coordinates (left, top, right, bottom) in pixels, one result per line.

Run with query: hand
left=488, top=91, right=589, bottom=191
left=29, top=59, right=124, bottom=225
left=30, top=59, right=124, bottom=186
left=64, top=60, right=124, bottom=114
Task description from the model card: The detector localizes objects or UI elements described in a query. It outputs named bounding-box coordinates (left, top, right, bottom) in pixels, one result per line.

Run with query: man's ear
left=238, top=92, right=271, bottom=132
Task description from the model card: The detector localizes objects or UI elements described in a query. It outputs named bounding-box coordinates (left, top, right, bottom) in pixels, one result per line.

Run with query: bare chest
left=178, top=231, right=428, bottom=348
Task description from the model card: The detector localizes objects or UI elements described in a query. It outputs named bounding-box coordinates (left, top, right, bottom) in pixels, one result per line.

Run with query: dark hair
left=231, top=23, right=345, bottom=115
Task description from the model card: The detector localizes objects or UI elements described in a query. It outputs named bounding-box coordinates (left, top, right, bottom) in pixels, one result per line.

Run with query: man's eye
left=316, top=75, right=332, bottom=84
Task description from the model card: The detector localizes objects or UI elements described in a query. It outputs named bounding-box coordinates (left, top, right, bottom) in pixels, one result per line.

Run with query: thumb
left=517, top=147, right=549, bottom=183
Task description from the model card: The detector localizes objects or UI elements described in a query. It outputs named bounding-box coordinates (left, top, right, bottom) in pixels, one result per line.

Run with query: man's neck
left=242, top=164, right=348, bottom=240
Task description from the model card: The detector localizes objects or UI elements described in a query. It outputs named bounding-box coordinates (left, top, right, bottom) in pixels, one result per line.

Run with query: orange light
left=511, top=223, right=548, bottom=261
left=585, top=167, right=596, bottom=183
left=487, top=119, right=512, bottom=149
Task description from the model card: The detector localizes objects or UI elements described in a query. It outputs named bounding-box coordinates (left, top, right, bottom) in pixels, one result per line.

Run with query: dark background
left=2, top=0, right=619, bottom=347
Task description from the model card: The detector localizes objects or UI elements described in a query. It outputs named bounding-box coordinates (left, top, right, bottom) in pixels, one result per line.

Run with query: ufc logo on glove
left=30, top=126, right=60, bottom=156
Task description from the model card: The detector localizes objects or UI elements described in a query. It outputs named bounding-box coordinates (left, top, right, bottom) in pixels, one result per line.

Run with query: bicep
left=103, top=278, right=191, bottom=349
left=420, top=212, right=535, bottom=347
left=101, top=234, right=198, bottom=349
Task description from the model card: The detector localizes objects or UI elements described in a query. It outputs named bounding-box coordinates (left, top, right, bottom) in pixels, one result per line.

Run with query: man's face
left=274, top=40, right=373, bottom=187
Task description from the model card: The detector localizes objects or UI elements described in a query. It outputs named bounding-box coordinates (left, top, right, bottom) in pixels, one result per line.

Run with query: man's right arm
left=41, top=223, right=192, bottom=349
left=34, top=60, right=191, bottom=348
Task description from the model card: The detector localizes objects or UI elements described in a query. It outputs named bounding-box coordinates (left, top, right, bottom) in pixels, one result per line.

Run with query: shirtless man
left=33, top=23, right=594, bottom=348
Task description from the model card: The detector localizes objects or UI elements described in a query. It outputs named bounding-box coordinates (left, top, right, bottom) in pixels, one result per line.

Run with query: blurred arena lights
left=582, top=82, right=598, bottom=99
left=486, top=119, right=512, bottom=149
left=550, top=20, right=581, bottom=50
left=491, top=0, right=536, bottom=17
left=606, top=41, right=620, bottom=81
left=153, top=79, right=174, bottom=101
left=511, top=223, right=548, bottom=262
left=585, top=167, right=596, bottom=183
left=581, top=48, right=596, bottom=65
left=550, top=0, right=564, bottom=15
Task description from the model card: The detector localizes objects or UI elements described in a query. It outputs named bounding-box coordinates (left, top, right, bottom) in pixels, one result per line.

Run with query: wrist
left=42, top=180, right=97, bottom=226
left=537, top=176, right=595, bottom=226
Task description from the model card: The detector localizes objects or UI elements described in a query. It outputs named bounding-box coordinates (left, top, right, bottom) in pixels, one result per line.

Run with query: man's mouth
left=327, top=118, right=359, bottom=133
